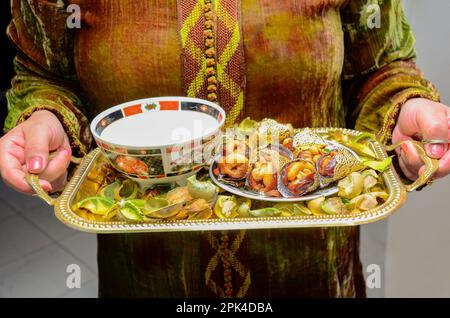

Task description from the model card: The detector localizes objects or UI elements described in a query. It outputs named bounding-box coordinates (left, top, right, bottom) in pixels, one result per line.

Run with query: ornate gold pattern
left=178, top=0, right=245, bottom=128
left=204, top=230, right=251, bottom=297
left=178, top=0, right=249, bottom=297
left=203, top=0, right=218, bottom=102
left=319, top=144, right=366, bottom=187
left=51, top=128, right=418, bottom=234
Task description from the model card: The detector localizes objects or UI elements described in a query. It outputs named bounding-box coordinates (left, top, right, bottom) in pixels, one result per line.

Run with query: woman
left=1, top=0, right=449, bottom=297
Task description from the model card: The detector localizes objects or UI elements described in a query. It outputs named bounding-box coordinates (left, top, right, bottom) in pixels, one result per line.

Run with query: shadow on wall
left=1, top=4, right=15, bottom=133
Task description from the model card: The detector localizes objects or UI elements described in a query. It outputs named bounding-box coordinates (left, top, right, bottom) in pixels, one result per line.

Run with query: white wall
left=362, top=0, right=450, bottom=298
left=404, top=0, right=450, bottom=104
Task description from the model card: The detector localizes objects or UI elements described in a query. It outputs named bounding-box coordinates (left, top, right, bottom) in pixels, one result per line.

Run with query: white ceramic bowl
left=90, top=97, right=226, bottom=186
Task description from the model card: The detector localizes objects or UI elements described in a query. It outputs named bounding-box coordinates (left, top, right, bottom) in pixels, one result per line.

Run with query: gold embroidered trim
left=204, top=0, right=218, bottom=102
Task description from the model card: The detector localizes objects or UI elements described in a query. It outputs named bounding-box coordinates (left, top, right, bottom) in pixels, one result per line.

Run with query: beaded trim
left=204, top=0, right=218, bottom=102
left=219, top=232, right=233, bottom=296
left=178, top=0, right=250, bottom=297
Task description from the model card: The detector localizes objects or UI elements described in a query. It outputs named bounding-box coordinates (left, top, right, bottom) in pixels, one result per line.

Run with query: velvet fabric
left=4, top=0, right=439, bottom=297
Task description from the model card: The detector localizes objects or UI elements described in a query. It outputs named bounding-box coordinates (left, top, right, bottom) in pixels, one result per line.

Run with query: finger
left=417, top=112, right=450, bottom=179
left=39, top=146, right=71, bottom=184
left=2, top=174, right=51, bottom=195
left=23, top=123, right=52, bottom=174
left=398, top=154, right=418, bottom=181
left=399, top=140, right=423, bottom=174
left=433, top=150, right=450, bottom=179
left=0, top=133, right=51, bottom=194
left=1, top=156, right=51, bottom=194
left=418, top=165, right=426, bottom=178
left=416, top=108, right=449, bottom=158
left=50, top=171, right=68, bottom=193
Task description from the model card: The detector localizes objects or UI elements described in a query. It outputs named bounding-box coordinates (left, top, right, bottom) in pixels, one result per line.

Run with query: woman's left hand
left=392, top=98, right=450, bottom=180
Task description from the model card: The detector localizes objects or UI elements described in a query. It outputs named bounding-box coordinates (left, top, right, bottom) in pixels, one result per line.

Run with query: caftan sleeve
left=4, top=0, right=91, bottom=157
left=342, top=0, right=440, bottom=145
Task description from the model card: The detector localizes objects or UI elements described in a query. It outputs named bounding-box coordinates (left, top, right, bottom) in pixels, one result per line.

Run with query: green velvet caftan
left=4, top=0, right=439, bottom=297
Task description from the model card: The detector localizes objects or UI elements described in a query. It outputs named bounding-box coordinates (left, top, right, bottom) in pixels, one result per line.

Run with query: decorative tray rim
left=54, top=128, right=407, bottom=233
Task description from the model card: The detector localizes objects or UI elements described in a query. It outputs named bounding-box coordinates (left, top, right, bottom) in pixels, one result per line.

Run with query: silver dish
left=209, top=161, right=338, bottom=202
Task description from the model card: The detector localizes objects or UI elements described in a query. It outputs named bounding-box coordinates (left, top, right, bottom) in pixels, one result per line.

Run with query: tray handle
left=385, top=140, right=439, bottom=192
left=25, top=155, right=83, bottom=206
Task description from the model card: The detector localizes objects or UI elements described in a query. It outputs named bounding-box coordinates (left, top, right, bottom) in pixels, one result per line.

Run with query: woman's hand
left=0, top=110, right=72, bottom=194
left=392, top=98, right=450, bottom=180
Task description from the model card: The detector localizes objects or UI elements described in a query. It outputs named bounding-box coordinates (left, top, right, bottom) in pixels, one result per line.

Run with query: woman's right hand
left=0, top=110, right=72, bottom=194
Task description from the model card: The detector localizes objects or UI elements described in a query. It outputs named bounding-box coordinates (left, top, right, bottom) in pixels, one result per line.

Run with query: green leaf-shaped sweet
left=119, top=201, right=144, bottom=221
left=114, top=179, right=138, bottom=201
left=295, top=204, right=313, bottom=215
left=307, top=197, right=326, bottom=216
left=361, top=169, right=379, bottom=192
left=99, top=181, right=120, bottom=201
left=143, top=197, right=170, bottom=215
left=187, top=175, right=217, bottom=201
left=352, top=132, right=374, bottom=143
left=77, top=196, right=114, bottom=216
left=237, top=117, right=257, bottom=135
left=248, top=207, right=281, bottom=218
left=166, top=187, right=192, bottom=204
left=236, top=197, right=252, bottom=217
left=345, top=143, right=377, bottom=158
left=104, top=203, right=120, bottom=219
left=348, top=192, right=387, bottom=211
left=337, top=172, right=364, bottom=199
left=143, top=197, right=182, bottom=218
left=320, top=197, right=348, bottom=214
left=361, top=156, right=393, bottom=173
left=128, top=199, right=146, bottom=210
left=273, top=202, right=312, bottom=216
left=214, top=195, right=239, bottom=219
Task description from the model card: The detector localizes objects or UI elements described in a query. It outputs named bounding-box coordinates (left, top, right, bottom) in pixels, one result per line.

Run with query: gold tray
left=27, top=128, right=438, bottom=233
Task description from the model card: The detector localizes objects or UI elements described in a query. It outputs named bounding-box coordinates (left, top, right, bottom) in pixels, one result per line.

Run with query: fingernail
left=401, top=141, right=413, bottom=153
left=28, top=156, right=43, bottom=171
left=40, top=181, right=52, bottom=193
left=401, top=142, right=409, bottom=152
left=61, top=149, right=71, bottom=157
left=430, top=144, right=445, bottom=157
left=418, top=165, right=425, bottom=176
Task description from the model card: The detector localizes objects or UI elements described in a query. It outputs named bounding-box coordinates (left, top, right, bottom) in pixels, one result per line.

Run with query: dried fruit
left=279, top=159, right=319, bottom=197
